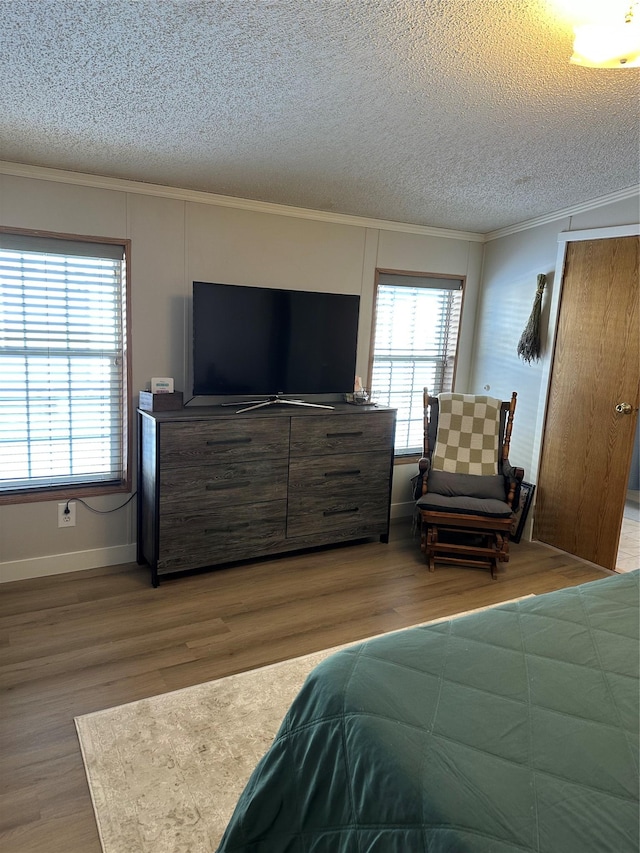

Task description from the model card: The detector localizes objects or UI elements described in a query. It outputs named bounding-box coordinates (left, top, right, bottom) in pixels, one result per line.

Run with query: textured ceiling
left=1, top=0, right=639, bottom=233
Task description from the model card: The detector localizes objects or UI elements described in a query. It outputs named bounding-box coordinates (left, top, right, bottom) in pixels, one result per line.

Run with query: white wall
left=469, top=218, right=569, bottom=478
left=472, top=195, right=640, bottom=483
left=0, top=167, right=481, bottom=581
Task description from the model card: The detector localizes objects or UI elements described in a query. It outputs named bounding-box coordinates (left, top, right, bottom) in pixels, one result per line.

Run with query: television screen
left=192, top=281, right=360, bottom=397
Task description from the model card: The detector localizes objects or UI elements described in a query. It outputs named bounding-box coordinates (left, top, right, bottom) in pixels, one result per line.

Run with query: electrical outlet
left=58, top=501, right=76, bottom=528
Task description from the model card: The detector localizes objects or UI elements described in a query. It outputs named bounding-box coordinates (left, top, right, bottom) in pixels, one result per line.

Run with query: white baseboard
left=2, top=506, right=415, bottom=584
left=391, top=501, right=414, bottom=520
left=0, top=543, right=138, bottom=583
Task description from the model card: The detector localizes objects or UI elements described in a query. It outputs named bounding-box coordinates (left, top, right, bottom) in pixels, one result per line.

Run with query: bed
left=215, top=571, right=639, bottom=852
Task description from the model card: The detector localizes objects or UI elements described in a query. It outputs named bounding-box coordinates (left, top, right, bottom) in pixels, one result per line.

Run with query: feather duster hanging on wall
left=517, top=273, right=546, bottom=363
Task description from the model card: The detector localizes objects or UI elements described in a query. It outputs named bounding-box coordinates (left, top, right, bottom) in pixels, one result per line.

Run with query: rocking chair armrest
left=502, top=460, right=524, bottom=482
left=418, top=456, right=431, bottom=475
left=413, top=456, right=431, bottom=498
left=502, top=461, right=525, bottom=508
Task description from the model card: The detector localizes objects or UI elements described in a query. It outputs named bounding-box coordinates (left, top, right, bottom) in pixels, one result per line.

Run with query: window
left=369, top=271, right=463, bottom=456
left=0, top=230, right=131, bottom=501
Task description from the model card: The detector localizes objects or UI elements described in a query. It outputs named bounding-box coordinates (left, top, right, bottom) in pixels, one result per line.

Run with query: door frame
left=529, top=223, right=640, bottom=533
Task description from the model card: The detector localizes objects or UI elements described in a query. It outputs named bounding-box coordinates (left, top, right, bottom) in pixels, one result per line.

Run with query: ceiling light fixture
left=570, top=1, right=640, bottom=66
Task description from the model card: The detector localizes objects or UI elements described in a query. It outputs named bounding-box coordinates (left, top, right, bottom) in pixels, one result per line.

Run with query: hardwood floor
left=0, top=520, right=614, bottom=853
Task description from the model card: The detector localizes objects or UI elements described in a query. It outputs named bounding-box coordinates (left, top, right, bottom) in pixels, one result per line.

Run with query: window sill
left=393, top=454, right=421, bottom=465
left=0, top=480, right=131, bottom=506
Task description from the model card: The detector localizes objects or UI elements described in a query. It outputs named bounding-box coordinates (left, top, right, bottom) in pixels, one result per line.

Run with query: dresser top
left=138, top=401, right=395, bottom=423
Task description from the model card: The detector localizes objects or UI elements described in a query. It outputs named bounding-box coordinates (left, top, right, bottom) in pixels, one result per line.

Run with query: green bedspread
left=216, top=571, right=639, bottom=852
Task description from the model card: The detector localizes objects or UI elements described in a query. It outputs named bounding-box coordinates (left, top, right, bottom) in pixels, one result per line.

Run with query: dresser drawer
left=286, top=492, right=389, bottom=539
left=160, top=457, right=288, bottom=509
left=290, top=412, right=395, bottom=457
left=158, top=500, right=287, bottom=573
left=288, top=451, right=391, bottom=499
left=160, top=417, right=290, bottom=467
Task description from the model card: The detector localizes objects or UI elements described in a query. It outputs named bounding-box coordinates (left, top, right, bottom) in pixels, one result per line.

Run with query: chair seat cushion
left=416, top=492, right=513, bottom=518
left=426, top=470, right=507, bottom=500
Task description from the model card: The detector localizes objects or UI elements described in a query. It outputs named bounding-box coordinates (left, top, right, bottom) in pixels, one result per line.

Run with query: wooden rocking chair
left=414, top=390, right=524, bottom=579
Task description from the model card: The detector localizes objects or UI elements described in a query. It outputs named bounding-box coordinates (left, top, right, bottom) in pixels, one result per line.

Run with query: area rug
left=76, top=598, right=532, bottom=853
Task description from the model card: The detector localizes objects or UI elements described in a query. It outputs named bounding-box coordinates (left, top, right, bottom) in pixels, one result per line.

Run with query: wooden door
left=534, top=236, right=639, bottom=569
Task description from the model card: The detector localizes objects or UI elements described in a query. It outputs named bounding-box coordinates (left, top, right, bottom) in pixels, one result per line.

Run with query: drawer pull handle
left=206, top=481, right=249, bottom=491
left=205, top=437, right=252, bottom=446
left=324, top=469, right=361, bottom=478
left=326, top=431, right=363, bottom=439
left=323, top=507, right=359, bottom=517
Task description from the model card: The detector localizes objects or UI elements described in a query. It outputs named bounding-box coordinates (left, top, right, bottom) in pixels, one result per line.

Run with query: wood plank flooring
left=0, top=520, right=614, bottom=853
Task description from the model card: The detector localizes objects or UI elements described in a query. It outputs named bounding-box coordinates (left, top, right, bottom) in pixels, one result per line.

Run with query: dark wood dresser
left=137, top=404, right=396, bottom=585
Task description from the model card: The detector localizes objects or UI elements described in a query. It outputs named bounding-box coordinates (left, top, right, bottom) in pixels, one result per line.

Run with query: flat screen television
left=192, top=281, right=360, bottom=400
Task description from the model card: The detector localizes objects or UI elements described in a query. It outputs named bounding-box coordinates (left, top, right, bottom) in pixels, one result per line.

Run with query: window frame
left=0, top=226, right=133, bottom=505
left=367, top=268, right=465, bottom=462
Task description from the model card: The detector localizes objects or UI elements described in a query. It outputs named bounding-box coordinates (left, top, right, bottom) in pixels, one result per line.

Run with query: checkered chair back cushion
left=432, top=393, right=502, bottom=475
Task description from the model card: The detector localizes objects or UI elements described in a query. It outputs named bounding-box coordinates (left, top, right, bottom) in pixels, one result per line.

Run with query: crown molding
left=484, top=185, right=640, bottom=241
left=0, top=160, right=485, bottom=243
left=3, top=160, right=636, bottom=244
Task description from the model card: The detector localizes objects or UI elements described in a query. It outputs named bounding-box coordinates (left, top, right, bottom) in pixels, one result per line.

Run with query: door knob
left=615, top=402, right=633, bottom=414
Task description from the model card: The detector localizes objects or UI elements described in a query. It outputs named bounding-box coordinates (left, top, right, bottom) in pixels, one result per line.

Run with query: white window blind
left=0, top=233, right=128, bottom=495
left=370, top=273, right=463, bottom=455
